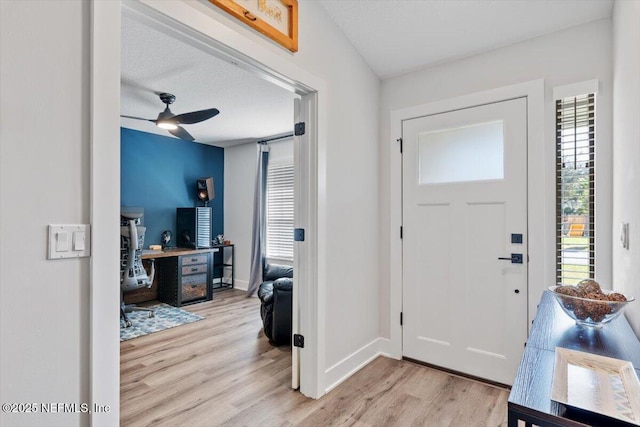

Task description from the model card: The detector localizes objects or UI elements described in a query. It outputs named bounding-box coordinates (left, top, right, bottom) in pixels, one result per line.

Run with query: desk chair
left=120, top=213, right=155, bottom=328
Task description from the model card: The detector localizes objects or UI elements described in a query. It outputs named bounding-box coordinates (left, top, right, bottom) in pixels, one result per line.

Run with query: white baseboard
left=377, top=337, right=395, bottom=358
left=233, top=279, right=249, bottom=291
left=324, top=337, right=389, bottom=393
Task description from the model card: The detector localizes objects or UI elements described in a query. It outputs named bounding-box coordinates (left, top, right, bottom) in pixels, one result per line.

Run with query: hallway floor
left=120, top=289, right=508, bottom=426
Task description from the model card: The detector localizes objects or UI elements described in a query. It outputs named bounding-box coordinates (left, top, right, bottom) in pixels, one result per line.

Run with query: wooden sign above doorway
left=209, top=0, right=298, bottom=52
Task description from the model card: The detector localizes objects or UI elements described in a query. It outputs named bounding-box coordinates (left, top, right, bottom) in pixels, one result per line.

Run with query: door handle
left=498, top=253, right=523, bottom=264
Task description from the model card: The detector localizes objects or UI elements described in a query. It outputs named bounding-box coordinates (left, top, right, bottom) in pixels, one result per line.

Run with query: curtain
left=247, top=143, right=270, bottom=296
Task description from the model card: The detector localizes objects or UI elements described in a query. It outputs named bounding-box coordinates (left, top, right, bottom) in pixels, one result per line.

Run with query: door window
left=418, top=120, right=504, bottom=184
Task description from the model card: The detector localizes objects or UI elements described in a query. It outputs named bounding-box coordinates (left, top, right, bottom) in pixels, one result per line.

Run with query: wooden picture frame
left=209, top=0, right=298, bottom=52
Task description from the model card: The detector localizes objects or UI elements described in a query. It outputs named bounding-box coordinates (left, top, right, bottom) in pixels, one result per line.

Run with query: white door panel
left=402, top=98, right=528, bottom=385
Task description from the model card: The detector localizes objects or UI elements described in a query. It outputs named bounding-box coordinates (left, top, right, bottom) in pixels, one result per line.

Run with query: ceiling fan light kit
left=121, top=92, right=220, bottom=142
left=157, top=120, right=178, bottom=130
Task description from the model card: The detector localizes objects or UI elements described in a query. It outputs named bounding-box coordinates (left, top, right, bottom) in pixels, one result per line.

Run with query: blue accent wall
left=120, top=127, right=224, bottom=246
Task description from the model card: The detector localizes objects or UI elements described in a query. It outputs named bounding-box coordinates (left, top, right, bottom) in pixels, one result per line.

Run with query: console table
left=508, top=291, right=640, bottom=427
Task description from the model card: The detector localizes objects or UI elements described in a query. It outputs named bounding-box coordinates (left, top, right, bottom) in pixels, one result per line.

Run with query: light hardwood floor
left=121, top=289, right=508, bottom=426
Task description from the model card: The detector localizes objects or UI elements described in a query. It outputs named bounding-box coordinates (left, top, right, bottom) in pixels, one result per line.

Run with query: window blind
left=555, top=93, right=595, bottom=286
left=266, top=162, right=294, bottom=260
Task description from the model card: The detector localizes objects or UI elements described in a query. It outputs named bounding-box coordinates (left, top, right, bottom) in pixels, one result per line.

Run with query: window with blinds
left=556, top=93, right=595, bottom=286
left=266, top=162, right=294, bottom=261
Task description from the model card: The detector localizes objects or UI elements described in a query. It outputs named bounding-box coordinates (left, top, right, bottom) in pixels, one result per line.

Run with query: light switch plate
left=48, top=224, right=91, bottom=259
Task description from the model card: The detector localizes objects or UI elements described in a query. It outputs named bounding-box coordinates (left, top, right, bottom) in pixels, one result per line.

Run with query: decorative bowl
left=548, top=285, right=635, bottom=328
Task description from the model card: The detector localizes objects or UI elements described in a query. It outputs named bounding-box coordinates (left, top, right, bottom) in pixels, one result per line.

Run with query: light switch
left=73, top=231, right=86, bottom=251
left=48, top=224, right=91, bottom=259
left=56, top=231, right=69, bottom=252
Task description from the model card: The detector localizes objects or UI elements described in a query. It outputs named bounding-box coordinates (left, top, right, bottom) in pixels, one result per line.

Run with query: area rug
left=120, top=303, right=204, bottom=342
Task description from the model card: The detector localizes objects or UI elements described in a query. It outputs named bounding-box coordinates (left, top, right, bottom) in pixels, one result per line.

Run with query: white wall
left=224, top=142, right=258, bottom=291
left=224, top=138, right=294, bottom=290
left=612, top=0, right=640, bottom=337
left=379, top=19, right=614, bottom=337
left=0, top=1, right=91, bottom=426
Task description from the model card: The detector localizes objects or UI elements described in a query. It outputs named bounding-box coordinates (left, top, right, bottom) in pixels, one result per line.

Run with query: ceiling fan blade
left=120, top=114, right=155, bottom=123
left=168, top=126, right=195, bottom=142
left=172, top=108, right=220, bottom=125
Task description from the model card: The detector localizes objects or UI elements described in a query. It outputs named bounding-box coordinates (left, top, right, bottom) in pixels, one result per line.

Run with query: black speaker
left=196, top=177, right=215, bottom=202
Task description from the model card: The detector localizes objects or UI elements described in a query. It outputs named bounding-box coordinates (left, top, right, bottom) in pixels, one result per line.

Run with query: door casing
left=388, top=80, right=547, bottom=360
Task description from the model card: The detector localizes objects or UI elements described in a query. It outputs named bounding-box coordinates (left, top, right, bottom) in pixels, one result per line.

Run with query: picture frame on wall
left=209, top=0, right=298, bottom=52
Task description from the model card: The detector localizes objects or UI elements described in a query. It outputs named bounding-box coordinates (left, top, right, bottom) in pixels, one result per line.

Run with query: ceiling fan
left=121, top=92, right=220, bottom=142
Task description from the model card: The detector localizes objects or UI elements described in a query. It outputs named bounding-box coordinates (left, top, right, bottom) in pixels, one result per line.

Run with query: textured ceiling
left=121, top=14, right=297, bottom=147
left=122, top=1, right=613, bottom=144
left=316, top=0, right=614, bottom=78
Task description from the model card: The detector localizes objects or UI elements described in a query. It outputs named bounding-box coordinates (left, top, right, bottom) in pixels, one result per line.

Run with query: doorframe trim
left=90, top=2, right=121, bottom=426
left=388, top=79, right=546, bottom=359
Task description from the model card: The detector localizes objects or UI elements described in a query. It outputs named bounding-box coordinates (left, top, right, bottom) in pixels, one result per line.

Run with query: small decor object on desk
left=549, top=279, right=634, bottom=327
left=161, top=229, right=172, bottom=249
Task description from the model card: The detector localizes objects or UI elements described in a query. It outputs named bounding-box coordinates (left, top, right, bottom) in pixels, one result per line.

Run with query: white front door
left=402, top=97, right=528, bottom=385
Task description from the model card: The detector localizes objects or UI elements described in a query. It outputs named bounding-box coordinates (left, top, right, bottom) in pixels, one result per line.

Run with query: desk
left=132, top=246, right=234, bottom=306
left=508, top=292, right=640, bottom=427
left=141, top=247, right=217, bottom=260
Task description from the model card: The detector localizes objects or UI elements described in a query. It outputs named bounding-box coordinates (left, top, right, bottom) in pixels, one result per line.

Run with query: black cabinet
left=176, top=207, right=212, bottom=249
left=212, top=244, right=234, bottom=292
left=157, top=252, right=212, bottom=306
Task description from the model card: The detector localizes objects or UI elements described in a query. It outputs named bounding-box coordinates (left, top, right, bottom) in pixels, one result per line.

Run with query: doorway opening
left=90, top=2, right=323, bottom=423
